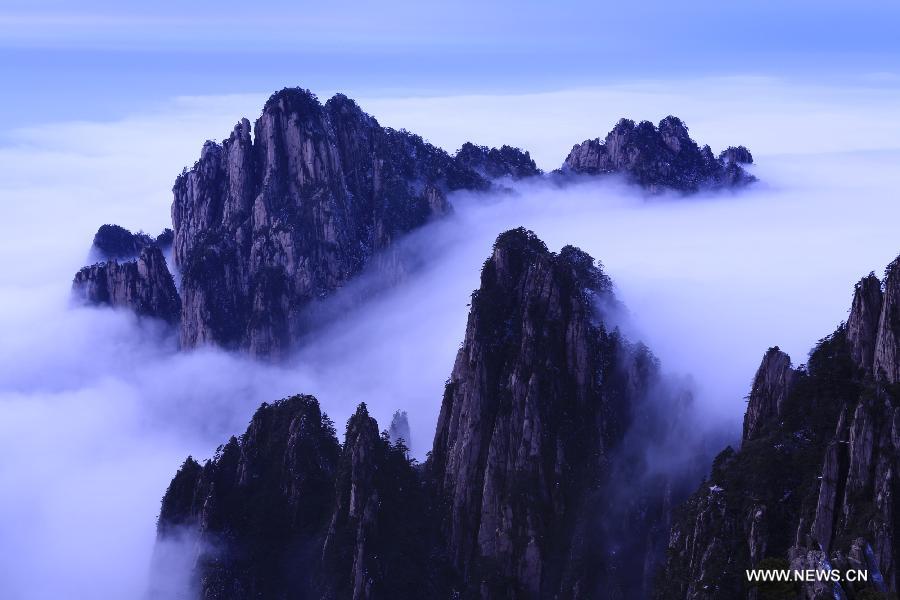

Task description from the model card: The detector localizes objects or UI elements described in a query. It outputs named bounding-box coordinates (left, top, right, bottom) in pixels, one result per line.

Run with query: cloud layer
left=2, top=77, right=900, bottom=598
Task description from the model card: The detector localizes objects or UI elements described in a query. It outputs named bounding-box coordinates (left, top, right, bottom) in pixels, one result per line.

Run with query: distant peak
left=564, top=115, right=756, bottom=192
left=719, top=145, right=754, bottom=164
left=262, top=87, right=322, bottom=115
left=492, top=227, right=549, bottom=255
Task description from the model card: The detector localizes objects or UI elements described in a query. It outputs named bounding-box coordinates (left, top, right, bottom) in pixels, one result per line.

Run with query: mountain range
left=71, top=87, right=898, bottom=600
left=71, top=87, right=755, bottom=359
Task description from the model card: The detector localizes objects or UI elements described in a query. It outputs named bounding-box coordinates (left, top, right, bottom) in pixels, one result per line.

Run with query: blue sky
left=2, top=1, right=900, bottom=125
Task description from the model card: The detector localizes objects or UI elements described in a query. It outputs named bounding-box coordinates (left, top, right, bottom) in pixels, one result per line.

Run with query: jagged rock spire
left=388, top=410, right=411, bottom=448
left=171, top=87, right=490, bottom=357
left=660, top=250, right=900, bottom=600
left=429, top=227, right=623, bottom=597
left=563, top=116, right=756, bottom=193
left=154, top=395, right=341, bottom=597
left=874, top=257, right=900, bottom=383
left=847, top=272, right=883, bottom=372
left=742, top=347, right=797, bottom=442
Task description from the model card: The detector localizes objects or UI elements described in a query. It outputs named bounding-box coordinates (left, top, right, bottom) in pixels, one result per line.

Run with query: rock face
left=563, top=117, right=755, bottom=193
left=454, top=142, right=541, bottom=179
left=72, top=245, right=180, bottom=324
left=658, top=254, right=900, bottom=600
left=155, top=228, right=692, bottom=599
left=429, top=227, right=678, bottom=598
left=171, top=88, right=489, bottom=357
left=154, top=397, right=433, bottom=600
left=89, top=224, right=173, bottom=261
left=848, top=273, right=883, bottom=373
left=75, top=89, right=758, bottom=360
left=321, top=404, right=429, bottom=600
left=875, top=258, right=900, bottom=384
left=742, top=347, right=797, bottom=441
left=155, top=396, right=342, bottom=598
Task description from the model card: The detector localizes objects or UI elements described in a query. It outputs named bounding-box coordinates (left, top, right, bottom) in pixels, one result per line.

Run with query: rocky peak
left=718, top=145, right=754, bottom=165
left=454, top=142, right=541, bottom=179
left=429, top=227, right=630, bottom=597
left=659, top=252, right=900, bottom=600
left=847, top=272, right=883, bottom=372
left=658, top=115, right=690, bottom=153
left=155, top=395, right=342, bottom=597
left=155, top=456, right=204, bottom=537
left=336, top=403, right=380, bottom=519
left=321, top=403, right=382, bottom=599
left=263, top=86, right=322, bottom=115
left=89, top=223, right=173, bottom=262
left=563, top=116, right=756, bottom=193
left=171, top=87, right=491, bottom=358
left=78, top=87, right=765, bottom=360
left=875, top=257, right=900, bottom=384
left=388, top=410, right=411, bottom=447
left=321, top=403, right=429, bottom=599
left=742, top=346, right=797, bottom=442
left=155, top=396, right=432, bottom=599
left=72, top=245, right=180, bottom=325
left=153, top=227, right=692, bottom=598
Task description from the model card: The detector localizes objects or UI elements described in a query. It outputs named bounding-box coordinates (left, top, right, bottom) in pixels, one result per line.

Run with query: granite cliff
left=170, top=89, right=490, bottom=357
left=72, top=87, right=756, bottom=360
left=658, top=254, right=900, bottom=600
left=563, top=117, right=755, bottom=193
left=72, top=244, right=180, bottom=325
left=154, top=228, right=695, bottom=599
left=428, top=227, right=674, bottom=598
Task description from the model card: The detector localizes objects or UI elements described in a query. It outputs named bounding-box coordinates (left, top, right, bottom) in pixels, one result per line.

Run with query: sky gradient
left=3, top=1, right=900, bottom=125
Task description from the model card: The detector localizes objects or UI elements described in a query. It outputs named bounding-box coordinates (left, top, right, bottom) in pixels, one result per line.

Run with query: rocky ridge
left=563, top=117, right=755, bottom=193
left=154, top=395, right=342, bottom=598
left=72, top=244, right=180, bottom=325
left=429, top=227, right=638, bottom=598
left=387, top=410, right=411, bottom=447
left=741, top=347, right=798, bottom=442
left=72, top=87, right=756, bottom=360
left=170, top=89, right=489, bottom=357
left=154, top=228, right=694, bottom=599
left=89, top=223, right=174, bottom=262
left=454, top=142, right=541, bottom=179
left=657, top=254, right=900, bottom=600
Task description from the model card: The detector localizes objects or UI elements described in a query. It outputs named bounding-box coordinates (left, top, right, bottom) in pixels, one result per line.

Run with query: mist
left=2, top=77, right=900, bottom=598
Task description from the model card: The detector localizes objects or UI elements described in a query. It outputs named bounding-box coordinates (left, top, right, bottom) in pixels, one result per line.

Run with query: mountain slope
left=172, top=88, right=491, bottom=357
left=658, top=256, right=900, bottom=600
left=153, top=228, right=694, bottom=599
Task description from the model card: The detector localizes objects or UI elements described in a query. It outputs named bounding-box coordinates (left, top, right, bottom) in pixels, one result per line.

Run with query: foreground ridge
left=658, top=254, right=900, bottom=600
left=153, top=228, right=693, bottom=599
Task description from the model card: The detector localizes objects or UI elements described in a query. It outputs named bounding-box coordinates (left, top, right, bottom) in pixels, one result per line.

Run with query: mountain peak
left=262, top=86, right=322, bottom=115
left=564, top=115, right=756, bottom=192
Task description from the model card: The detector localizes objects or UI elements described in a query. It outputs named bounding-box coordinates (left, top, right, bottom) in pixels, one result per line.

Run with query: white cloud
left=2, top=77, right=900, bottom=597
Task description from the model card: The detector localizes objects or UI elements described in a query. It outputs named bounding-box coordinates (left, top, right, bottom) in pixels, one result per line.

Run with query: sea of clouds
left=2, top=76, right=900, bottom=598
